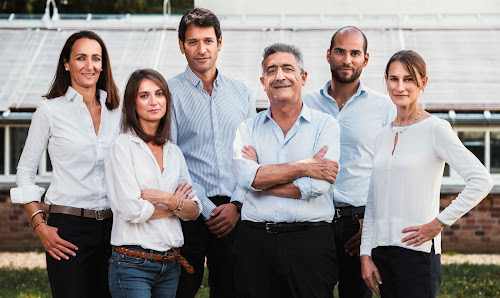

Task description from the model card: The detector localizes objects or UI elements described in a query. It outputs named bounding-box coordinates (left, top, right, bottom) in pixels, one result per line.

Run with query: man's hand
left=344, top=218, right=363, bottom=256
left=302, top=146, right=339, bottom=184
left=242, top=145, right=258, bottom=163
left=205, top=203, right=240, bottom=238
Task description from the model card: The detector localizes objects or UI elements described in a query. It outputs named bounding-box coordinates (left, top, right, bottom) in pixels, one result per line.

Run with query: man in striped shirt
left=167, top=8, right=256, bottom=298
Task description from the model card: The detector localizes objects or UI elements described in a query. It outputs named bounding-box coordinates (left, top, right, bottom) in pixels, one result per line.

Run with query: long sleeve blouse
left=10, top=87, right=121, bottom=210
left=105, top=132, right=202, bottom=251
left=361, top=116, right=493, bottom=256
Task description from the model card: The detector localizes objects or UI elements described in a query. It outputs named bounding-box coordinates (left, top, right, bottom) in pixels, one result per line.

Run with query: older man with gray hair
left=232, top=43, right=340, bottom=298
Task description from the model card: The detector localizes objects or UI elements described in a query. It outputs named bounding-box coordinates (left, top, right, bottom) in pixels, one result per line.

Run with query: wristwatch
left=230, top=201, right=243, bottom=214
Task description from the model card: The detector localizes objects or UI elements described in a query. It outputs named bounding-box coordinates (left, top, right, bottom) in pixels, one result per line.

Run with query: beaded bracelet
left=29, top=210, right=46, bottom=227
left=33, top=220, right=46, bottom=231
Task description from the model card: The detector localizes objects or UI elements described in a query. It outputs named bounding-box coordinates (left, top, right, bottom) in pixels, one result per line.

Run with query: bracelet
left=33, top=220, right=46, bottom=231
left=29, top=210, right=46, bottom=227
left=169, top=196, right=181, bottom=212
left=173, top=198, right=185, bottom=213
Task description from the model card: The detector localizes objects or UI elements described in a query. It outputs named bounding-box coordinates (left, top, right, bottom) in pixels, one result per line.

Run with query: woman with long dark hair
left=360, top=50, right=493, bottom=297
left=10, top=30, right=120, bottom=297
left=105, top=69, right=200, bottom=297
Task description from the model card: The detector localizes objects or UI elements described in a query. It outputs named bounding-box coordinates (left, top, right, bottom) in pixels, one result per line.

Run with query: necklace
left=391, top=109, right=422, bottom=134
left=338, top=100, right=348, bottom=110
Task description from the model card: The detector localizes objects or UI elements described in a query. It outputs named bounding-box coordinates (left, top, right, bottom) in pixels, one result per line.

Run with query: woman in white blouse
left=10, top=31, right=121, bottom=297
left=105, top=68, right=201, bottom=297
left=360, top=50, right=493, bottom=297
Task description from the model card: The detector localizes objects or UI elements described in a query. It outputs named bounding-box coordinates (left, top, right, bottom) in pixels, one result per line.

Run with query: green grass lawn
left=0, top=264, right=498, bottom=298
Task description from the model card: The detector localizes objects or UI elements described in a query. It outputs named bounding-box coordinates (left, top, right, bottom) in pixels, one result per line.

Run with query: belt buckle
left=95, top=210, right=105, bottom=220
left=334, top=208, right=341, bottom=219
left=266, top=222, right=277, bottom=234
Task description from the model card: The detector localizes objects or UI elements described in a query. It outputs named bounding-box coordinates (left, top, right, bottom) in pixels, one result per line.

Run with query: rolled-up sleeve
left=232, top=120, right=262, bottom=192
left=10, top=102, right=51, bottom=204
left=293, top=116, right=340, bottom=200
left=105, top=140, right=154, bottom=224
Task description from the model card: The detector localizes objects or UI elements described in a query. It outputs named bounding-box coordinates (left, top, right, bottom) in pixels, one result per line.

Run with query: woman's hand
left=173, top=182, right=194, bottom=201
left=36, top=223, right=78, bottom=261
left=401, top=218, right=444, bottom=247
left=242, top=145, right=258, bottom=163
left=361, top=255, right=382, bottom=295
left=142, top=182, right=194, bottom=209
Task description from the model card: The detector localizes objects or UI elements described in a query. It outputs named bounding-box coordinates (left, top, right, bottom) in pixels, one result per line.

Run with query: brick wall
left=1, top=190, right=499, bottom=253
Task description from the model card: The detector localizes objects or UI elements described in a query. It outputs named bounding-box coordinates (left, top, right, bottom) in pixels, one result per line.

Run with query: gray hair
left=261, top=43, right=304, bottom=75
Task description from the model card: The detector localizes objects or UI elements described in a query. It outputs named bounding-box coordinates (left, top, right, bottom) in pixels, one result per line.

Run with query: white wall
left=195, top=0, right=500, bottom=15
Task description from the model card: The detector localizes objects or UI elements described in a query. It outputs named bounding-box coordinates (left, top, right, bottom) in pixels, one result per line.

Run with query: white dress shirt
left=233, top=104, right=340, bottom=223
left=360, top=116, right=493, bottom=256
left=105, top=132, right=202, bottom=251
left=11, top=87, right=121, bottom=210
left=303, top=81, right=396, bottom=207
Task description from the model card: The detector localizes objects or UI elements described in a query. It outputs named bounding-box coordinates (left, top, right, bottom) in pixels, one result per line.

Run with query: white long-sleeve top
left=10, top=87, right=121, bottom=210
left=105, top=132, right=202, bottom=251
left=361, top=116, right=493, bottom=256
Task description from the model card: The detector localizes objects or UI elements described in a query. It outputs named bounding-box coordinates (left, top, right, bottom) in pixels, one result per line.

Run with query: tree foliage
left=0, top=0, right=193, bottom=14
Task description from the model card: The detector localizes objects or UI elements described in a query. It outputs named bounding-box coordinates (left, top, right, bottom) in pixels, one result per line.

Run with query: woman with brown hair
left=360, top=50, right=493, bottom=297
left=105, top=69, right=200, bottom=298
left=10, top=30, right=121, bottom=297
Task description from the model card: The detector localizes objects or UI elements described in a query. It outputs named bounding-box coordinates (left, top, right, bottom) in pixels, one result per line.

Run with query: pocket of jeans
left=117, top=253, right=147, bottom=267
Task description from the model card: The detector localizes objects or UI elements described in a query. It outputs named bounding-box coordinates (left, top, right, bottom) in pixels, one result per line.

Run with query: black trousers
left=45, top=213, right=112, bottom=298
left=331, top=215, right=372, bottom=298
left=176, top=196, right=238, bottom=298
left=372, top=244, right=442, bottom=298
left=234, top=221, right=338, bottom=298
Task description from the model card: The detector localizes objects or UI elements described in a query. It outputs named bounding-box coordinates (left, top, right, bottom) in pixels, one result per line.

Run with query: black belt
left=334, top=206, right=365, bottom=219
left=243, top=220, right=329, bottom=233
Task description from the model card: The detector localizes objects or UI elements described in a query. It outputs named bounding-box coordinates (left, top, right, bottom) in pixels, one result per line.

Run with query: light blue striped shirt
left=233, top=104, right=340, bottom=223
left=168, top=66, right=256, bottom=220
left=303, top=81, right=396, bottom=207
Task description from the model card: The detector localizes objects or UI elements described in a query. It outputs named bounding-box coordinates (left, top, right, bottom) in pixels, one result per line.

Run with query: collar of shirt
left=65, top=85, right=108, bottom=105
left=320, top=80, right=367, bottom=110
left=182, top=66, right=222, bottom=91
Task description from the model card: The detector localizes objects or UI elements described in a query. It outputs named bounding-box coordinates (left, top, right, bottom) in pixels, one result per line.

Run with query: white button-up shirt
left=11, top=87, right=121, bottom=210
left=105, top=132, right=202, bottom=251
left=303, top=81, right=396, bottom=207
left=233, top=104, right=340, bottom=223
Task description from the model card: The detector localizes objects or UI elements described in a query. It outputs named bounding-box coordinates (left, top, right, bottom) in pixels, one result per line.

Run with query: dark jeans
left=109, top=246, right=181, bottom=298
left=331, top=215, right=372, bottom=298
left=45, top=213, right=112, bottom=298
left=372, top=244, right=442, bottom=298
left=234, top=221, right=338, bottom=298
left=176, top=196, right=238, bottom=298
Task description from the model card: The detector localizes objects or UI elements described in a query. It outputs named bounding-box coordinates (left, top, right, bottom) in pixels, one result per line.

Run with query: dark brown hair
left=44, top=30, right=120, bottom=110
left=122, top=69, right=172, bottom=146
left=178, top=7, right=221, bottom=44
left=385, top=50, right=427, bottom=88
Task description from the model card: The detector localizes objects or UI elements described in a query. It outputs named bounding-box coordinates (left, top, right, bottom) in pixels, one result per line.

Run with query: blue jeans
left=109, top=246, right=181, bottom=298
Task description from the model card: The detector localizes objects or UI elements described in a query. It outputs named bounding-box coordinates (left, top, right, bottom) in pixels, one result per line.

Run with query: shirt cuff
left=230, top=187, right=246, bottom=203
left=10, top=185, right=46, bottom=204
left=241, top=163, right=262, bottom=192
left=130, top=201, right=155, bottom=224
left=192, top=184, right=216, bottom=221
left=360, top=246, right=372, bottom=257
left=293, top=177, right=312, bottom=200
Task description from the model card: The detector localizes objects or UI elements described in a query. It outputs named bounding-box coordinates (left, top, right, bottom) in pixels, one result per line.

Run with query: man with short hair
left=303, top=26, right=396, bottom=297
left=232, top=43, right=340, bottom=298
left=168, top=7, right=256, bottom=298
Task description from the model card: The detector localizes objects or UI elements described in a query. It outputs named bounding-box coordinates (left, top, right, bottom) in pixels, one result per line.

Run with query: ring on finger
left=417, top=236, right=420, bottom=242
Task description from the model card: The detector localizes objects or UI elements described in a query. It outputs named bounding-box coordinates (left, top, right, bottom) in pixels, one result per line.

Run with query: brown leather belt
left=114, top=246, right=194, bottom=274
left=49, top=205, right=112, bottom=220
